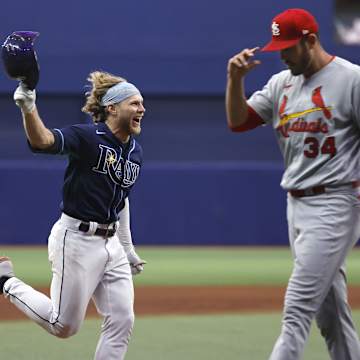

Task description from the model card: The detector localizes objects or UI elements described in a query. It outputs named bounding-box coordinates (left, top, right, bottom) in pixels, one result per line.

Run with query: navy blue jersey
left=31, top=122, right=143, bottom=223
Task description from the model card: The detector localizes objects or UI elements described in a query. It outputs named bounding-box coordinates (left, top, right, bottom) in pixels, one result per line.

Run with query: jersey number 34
left=304, top=136, right=336, bottom=158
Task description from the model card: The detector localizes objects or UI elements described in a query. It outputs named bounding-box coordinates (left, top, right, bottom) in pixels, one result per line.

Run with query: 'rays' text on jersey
left=92, top=145, right=140, bottom=188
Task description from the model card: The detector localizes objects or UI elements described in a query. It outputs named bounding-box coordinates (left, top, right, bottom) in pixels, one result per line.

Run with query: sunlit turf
left=1, top=246, right=360, bottom=286
left=1, top=311, right=359, bottom=360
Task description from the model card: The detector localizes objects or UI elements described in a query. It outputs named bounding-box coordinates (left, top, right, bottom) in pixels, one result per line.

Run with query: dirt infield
left=1, top=285, right=360, bottom=320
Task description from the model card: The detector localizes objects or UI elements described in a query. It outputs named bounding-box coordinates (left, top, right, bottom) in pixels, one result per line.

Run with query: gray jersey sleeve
left=247, top=73, right=287, bottom=124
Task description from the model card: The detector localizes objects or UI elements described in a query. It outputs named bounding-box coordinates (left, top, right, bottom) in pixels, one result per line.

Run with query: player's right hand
left=13, top=82, right=36, bottom=114
left=227, top=47, right=261, bottom=78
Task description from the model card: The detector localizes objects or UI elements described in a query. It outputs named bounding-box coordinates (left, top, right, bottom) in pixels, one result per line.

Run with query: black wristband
left=0, top=276, right=11, bottom=294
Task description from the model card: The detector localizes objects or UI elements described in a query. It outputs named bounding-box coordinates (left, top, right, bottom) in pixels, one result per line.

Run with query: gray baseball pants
left=269, top=189, right=360, bottom=360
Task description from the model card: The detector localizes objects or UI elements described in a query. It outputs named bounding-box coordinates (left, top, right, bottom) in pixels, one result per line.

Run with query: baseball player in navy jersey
left=226, top=8, right=360, bottom=360
left=0, top=71, right=146, bottom=360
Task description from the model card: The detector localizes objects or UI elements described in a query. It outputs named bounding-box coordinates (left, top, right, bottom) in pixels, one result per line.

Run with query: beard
left=288, top=66, right=301, bottom=76
left=290, top=43, right=312, bottom=76
left=121, top=119, right=141, bottom=136
left=130, top=125, right=141, bottom=136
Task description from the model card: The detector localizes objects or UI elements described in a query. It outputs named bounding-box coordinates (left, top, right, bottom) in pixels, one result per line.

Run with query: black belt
left=78, top=222, right=116, bottom=237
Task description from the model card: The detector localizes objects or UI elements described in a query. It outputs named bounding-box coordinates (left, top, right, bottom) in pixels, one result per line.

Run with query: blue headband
left=101, top=82, right=141, bottom=106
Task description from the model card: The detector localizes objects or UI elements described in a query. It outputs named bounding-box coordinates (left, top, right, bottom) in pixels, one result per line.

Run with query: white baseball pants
left=4, top=213, right=134, bottom=360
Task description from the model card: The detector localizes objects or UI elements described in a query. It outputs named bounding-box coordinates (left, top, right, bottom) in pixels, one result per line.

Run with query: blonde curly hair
left=82, top=71, right=127, bottom=122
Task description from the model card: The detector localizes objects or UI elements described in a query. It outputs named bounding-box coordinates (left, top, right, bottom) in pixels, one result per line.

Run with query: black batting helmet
left=1, top=31, right=40, bottom=90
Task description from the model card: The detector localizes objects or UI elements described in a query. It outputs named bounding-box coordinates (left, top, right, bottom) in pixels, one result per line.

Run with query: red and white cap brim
left=261, top=38, right=301, bottom=52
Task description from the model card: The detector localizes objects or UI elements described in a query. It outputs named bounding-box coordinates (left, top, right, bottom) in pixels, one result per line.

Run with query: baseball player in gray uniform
left=226, top=8, right=360, bottom=360
left=0, top=71, right=146, bottom=360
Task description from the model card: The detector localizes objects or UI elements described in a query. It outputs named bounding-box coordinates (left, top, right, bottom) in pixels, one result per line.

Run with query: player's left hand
left=127, top=249, right=146, bottom=275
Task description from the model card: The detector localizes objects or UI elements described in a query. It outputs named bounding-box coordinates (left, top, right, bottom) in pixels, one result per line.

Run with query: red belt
left=289, top=181, right=360, bottom=198
left=289, top=186, right=325, bottom=197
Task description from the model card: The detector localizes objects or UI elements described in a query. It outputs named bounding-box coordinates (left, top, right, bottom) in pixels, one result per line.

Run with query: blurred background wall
left=0, top=0, right=357, bottom=245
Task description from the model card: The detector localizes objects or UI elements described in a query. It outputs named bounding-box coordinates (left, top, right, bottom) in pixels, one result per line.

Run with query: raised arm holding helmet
left=0, top=31, right=146, bottom=360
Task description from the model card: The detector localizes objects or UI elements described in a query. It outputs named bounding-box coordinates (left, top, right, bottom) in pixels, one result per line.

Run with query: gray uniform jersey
left=248, top=57, right=360, bottom=190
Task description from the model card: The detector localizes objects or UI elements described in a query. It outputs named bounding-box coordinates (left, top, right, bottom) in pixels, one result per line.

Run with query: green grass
left=2, top=246, right=360, bottom=359
left=1, top=246, right=360, bottom=286
left=2, top=311, right=359, bottom=359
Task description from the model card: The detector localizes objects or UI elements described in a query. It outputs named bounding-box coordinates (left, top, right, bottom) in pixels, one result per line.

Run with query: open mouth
left=133, top=118, right=141, bottom=126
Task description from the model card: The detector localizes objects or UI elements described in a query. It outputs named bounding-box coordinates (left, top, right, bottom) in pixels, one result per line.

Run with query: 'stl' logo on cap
left=272, top=22, right=280, bottom=36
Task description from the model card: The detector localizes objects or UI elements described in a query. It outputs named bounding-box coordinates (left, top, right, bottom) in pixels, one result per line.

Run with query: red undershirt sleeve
left=229, top=105, right=264, bottom=132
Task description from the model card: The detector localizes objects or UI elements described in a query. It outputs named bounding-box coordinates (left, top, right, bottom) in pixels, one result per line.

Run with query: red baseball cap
left=261, top=8, right=319, bottom=52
